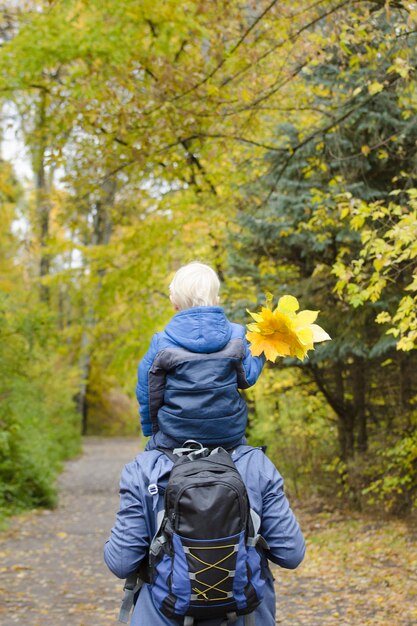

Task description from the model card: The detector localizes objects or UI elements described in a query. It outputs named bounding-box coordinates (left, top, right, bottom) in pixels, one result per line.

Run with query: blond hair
left=169, top=262, right=220, bottom=311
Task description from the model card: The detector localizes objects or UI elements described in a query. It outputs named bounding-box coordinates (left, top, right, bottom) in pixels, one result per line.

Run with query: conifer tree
left=230, top=6, right=417, bottom=503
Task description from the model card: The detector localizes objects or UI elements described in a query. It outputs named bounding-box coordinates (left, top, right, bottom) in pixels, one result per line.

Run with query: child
left=136, top=262, right=265, bottom=450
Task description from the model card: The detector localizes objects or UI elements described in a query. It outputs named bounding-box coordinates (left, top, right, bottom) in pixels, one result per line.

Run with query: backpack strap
left=149, top=509, right=169, bottom=558
left=118, top=573, right=143, bottom=623
left=246, top=509, right=269, bottom=551
left=156, top=446, right=178, bottom=462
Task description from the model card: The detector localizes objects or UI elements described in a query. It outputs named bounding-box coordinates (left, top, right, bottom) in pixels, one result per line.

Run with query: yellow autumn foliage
left=246, top=293, right=331, bottom=362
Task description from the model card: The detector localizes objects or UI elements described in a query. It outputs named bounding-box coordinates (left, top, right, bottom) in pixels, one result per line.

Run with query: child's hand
left=246, top=293, right=331, bottom=362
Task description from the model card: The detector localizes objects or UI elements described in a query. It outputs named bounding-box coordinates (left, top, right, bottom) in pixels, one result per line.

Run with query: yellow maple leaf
left=246, top=294, right=331, bottom=362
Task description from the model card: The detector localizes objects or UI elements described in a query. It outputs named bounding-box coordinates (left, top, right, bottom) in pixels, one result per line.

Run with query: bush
left=247, top=367, right=338, bottom=498
left=361, top=429, right=417, bottom=514
left=0, top=293, right=81, bottom=521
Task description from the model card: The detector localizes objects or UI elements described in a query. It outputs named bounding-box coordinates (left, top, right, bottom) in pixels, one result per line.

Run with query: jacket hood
left=164, top=306, right=232, bottom=353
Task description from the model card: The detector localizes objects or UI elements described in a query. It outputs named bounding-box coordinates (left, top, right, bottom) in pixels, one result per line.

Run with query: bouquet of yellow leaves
left=246, top=293, right=331, bottom=362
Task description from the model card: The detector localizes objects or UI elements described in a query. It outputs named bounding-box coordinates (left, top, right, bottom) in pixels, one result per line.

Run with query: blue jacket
left=104, top=442, right=306, bottom=626
left=136, top=307, right=265, bottom=447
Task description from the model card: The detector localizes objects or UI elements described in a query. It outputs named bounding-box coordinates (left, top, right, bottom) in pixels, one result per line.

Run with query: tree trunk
left=77, top=178, right=116, bottom=435
left=353, top=358, right=367, bottom=453
left=78, top=327, right=91, bottom=436
left=399, top=353, right=413, bottom=429
left=338, top=414, right=355, bottom=462
left=34, top=91, right=51, bottom=302
left=310, top=362, right=355, bottom=461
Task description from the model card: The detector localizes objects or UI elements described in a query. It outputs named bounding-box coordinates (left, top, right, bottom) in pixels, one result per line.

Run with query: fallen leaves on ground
left=1, top=440, right=416, bottom=625
left=275, top=501, right=417, bottom=625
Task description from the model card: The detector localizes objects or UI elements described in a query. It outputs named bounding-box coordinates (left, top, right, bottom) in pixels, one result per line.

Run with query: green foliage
left=2, top=0, right=417, bottom=518
left=248, top=368, right=338, bottom=497
left=362, top=430, right=417, bottom=512
left=0, top=162, right=81, bottom=520
left=0, top=292, right=81, bottom=520
left=228, top=4, right=417, bottom=511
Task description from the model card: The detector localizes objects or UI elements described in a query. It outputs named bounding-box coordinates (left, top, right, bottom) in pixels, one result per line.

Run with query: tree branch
left=262, top=73, right=402, bottom=207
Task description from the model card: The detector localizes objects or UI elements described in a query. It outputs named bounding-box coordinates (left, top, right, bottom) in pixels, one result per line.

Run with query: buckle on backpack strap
left=150, top=533, right=167, bottom=557
left=173, top=440, right=207, bottom=457
left=187, top=447, right=209, bottom=460
left=148, top=483, right=158, bottom=496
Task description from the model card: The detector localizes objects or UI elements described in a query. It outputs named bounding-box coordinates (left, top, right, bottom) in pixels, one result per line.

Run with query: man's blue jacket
left=136, top=307, right=265, bottom=447
left=104, top=440, right=306, bottom=626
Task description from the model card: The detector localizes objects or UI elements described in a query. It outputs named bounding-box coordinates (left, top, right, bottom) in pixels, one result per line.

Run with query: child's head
left=169, top=262, right=220, bottom=311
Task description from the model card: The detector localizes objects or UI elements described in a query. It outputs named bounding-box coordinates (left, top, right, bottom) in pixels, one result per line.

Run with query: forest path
left=1, top=438, right=416, bottom=626
left=0, top=438, right=139, bottom=625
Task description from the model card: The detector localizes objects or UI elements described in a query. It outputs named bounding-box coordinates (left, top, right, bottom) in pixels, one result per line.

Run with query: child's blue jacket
left=136, top=306, right=265, bottom=447
left=104, top=443, right=306, bottom=626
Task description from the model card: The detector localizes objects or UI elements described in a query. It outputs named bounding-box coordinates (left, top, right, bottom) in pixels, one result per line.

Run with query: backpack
left=147, top=442, right=268, bottom=626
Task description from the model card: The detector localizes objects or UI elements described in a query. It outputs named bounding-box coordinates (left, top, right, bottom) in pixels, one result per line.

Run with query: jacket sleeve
left=259, top=457, right=306, bottom=569
left=104, top=462, right=150, bottom=579
left=136, top=334, right=160, bottom=437
left=236, top=335, right=266, bottom=389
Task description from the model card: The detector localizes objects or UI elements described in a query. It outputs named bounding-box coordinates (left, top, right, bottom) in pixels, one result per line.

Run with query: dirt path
left=0, top=438, right=140, bottom=625
left=1, top=438, right=416, bottom=626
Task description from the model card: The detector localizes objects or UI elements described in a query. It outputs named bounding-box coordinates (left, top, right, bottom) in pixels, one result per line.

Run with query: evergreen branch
left=326, top=119, right=417, bottom=163
left=262, top=73, right=402, bottom=207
